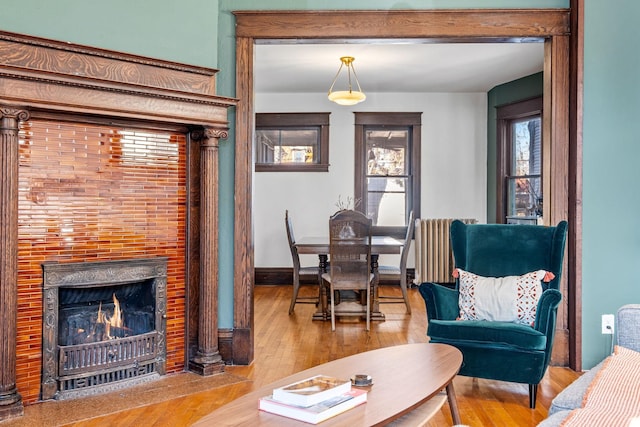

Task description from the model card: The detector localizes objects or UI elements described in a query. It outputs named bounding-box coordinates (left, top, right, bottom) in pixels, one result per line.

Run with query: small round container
left=351, top=374, right=373, bottom=386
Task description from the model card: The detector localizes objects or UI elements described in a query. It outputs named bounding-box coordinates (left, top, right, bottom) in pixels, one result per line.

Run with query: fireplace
left=0, top=31, right=234, bottom=419
left=41, top=258, right=167, bottom=400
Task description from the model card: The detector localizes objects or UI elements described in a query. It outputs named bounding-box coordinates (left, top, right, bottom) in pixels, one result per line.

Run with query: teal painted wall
left=581, top=0, right=640, bottom=369
left=8, top=0, right=640, bottom=370
left=487, top=73, right=544, bottom=224
left=0, top=0, right=219, bottom=67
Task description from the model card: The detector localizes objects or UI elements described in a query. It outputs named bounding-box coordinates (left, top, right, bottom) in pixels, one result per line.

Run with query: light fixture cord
left=350, top=64, right=363, bottom=93
left=346, top=65, right=353, bottom=93
left=328, top=62, right=345, bottom=94
left=328, top=57, right=364, bottom=97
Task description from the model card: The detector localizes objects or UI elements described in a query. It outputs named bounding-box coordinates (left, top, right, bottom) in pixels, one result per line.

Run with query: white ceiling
left=255, top=42, right=544, bottom=94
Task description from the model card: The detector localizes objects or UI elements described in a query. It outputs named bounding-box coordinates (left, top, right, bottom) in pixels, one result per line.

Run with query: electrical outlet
left=601, top=314, right=615, bottom=334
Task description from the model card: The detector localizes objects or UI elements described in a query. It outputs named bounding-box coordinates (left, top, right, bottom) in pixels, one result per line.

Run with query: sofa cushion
left=428, top=319, right=547, bottom=351
left=540, top=305, right=640, bottom=426
left=456, top=269, right=550, bottom=326
left=536, top=410, right=573, bottom=427
left=562, top=346, right=640, bottom=426
left=548, top=359, right=604, bottom=415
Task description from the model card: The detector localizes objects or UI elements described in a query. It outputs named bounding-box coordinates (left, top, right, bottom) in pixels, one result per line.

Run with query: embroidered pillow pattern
left=517, top=271, right=546, bottom=325
left=456, top=269, right=550, bottom=325
left=457, top=271, right=478, bottom=321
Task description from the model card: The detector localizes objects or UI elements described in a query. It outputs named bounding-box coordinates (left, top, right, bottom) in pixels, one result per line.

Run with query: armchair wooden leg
left=529, top=384, right=537, bottom=409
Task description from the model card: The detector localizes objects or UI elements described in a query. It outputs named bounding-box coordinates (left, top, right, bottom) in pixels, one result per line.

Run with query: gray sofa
left=538, top=304, right=640, bottom=426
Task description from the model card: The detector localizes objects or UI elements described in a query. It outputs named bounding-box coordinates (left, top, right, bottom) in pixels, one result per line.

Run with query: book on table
left=259, top=388, right=367, bottom=424
left=272, top=375, right=352, bottom=407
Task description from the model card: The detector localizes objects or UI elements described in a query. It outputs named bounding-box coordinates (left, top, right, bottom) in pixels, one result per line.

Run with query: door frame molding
left=232, top=7, right=582, bottom=370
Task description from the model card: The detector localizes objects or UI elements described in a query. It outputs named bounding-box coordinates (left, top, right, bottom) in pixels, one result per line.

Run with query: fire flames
left=97, top=293, right=128, bottom=339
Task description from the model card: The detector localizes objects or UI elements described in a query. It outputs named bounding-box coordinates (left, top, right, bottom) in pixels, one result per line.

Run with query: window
left=496, top=97, right=543, bottom=224
left=255, top=113, right=330, bottom=172
left=354, top=112, right=421, bottom=237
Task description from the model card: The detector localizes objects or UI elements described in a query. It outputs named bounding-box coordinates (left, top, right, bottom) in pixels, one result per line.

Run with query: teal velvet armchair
left=418, top=220, right=568, bottom=408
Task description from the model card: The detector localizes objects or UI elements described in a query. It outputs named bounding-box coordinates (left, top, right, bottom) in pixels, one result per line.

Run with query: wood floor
left=43, top=284, right=580, bottom=426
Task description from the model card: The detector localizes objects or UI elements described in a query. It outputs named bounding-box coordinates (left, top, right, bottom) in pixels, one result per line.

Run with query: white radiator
left=414, top=218, right=477, bottom=284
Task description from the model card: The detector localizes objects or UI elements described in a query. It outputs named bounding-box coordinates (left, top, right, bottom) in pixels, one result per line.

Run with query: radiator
left=414, top=218, right=477, bottom=284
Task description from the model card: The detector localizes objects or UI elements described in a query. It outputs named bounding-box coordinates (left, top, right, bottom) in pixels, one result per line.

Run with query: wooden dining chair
left=285, top=210, right=320, bottom=315
left=322, top=210, right=374, bottom=331
left=378, top=210, right=414, bottom=313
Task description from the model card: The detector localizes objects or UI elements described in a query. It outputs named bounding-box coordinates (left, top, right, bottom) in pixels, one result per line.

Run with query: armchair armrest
left=418, top=283, right=459, bottom=321
left=534, top=288, right=562, bottom=337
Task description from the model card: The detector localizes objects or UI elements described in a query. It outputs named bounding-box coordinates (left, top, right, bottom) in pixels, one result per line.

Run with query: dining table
left=294, top=235, right=404, bottom=321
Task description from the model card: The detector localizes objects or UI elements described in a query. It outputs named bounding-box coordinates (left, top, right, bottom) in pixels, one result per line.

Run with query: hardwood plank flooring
left=17, top=284, right=581, bottom=426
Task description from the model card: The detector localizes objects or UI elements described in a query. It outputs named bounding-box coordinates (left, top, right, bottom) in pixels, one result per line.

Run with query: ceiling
left=255, top=42, right=544, bottom=94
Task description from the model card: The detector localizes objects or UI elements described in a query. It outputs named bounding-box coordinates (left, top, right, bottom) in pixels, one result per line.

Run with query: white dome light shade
left=327, top=90, right=366, bottom=106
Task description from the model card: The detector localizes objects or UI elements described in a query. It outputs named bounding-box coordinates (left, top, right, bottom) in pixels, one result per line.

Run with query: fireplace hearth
left=41, top=258, right=167, bottom=400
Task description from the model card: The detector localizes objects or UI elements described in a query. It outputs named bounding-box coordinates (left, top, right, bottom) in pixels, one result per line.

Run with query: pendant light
left=327, top=56, right=366, bottom=106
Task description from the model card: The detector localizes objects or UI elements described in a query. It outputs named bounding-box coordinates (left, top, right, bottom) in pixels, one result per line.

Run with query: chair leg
left=400, top=275, right=411, bottom=314
left=529, top=384, right=537, bottom=409
left=288, top=272, right=300, bottom=315
left=330, top=283, right=336, bottom=331
left=366, top=285, right=370, bottom=331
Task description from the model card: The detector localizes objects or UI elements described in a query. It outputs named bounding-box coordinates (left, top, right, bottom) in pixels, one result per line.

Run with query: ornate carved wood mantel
left=0, top=31, right=236, bottom=420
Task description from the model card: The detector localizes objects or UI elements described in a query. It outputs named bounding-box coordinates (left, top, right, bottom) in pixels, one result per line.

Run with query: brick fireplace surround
left=0, top=31, right=236, bottom=420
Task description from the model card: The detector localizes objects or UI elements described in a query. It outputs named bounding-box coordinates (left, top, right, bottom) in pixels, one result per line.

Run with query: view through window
left=497, top=97, right=543, bottom=224
left=508, top=117, right=542, bottom=222
left=256, top=128, right=317, bottom=164
left=365, top=129, right=409, bottom=226
left=255, top=113, right=330, bottom=172
left=355, top=112, right=421, bottom=237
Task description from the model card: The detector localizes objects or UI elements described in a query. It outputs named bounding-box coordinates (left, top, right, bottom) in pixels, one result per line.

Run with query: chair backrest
left=450, top=220, right=568, bottom=291
left=328, top=210, right=372, bottom=290
left=399, top=210, right=415, bottom=270
left=285, top=210, right=301, bottom=271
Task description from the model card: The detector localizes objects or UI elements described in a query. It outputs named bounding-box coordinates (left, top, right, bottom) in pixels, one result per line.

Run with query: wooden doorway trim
left=232, top=8, right=582, bottom=369
left=569, top=0, right=584, bottom=372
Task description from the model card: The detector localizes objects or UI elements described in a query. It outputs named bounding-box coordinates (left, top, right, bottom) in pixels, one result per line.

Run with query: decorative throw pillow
left=455, top=269, right=554, bottom=326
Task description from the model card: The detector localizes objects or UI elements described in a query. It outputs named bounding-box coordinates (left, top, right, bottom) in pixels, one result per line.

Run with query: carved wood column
left=0, top=106, right=28, bottom=420
left=189, top=127, right=226, bottom=375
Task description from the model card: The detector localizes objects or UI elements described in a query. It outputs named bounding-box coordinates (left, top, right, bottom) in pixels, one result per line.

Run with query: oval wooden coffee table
left=193, top=343, right=462, bottom=426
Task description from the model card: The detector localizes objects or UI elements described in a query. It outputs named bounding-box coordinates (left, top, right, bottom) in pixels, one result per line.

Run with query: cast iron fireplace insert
left=41, top=258, right=167, bottom=400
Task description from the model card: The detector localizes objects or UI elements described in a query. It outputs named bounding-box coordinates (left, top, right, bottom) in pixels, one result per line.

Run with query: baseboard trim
left=255, top=267, right=416, bottom=286
left=218, top=328, right=233, bottom=364
left=254, top=268, right=315, bottom=285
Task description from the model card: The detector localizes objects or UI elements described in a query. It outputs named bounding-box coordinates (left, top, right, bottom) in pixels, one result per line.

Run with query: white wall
left=254, top=91, right=487, bottom=268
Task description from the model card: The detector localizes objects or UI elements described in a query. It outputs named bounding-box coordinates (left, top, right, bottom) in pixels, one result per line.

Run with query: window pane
left=367, top=177, right=407, bottom=226
left=497, top=97, right=542, bottom=224
left=506, top=176, right=542, bottom=220
left=511, top=118, right=541, bottom=176
left=366, top=130, right=407, bottom=176
left=365, top=128, right=409, bottom=226
left=255, top=128, right=319, bottom=164
left=355, top=112, right=421, bottom=234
